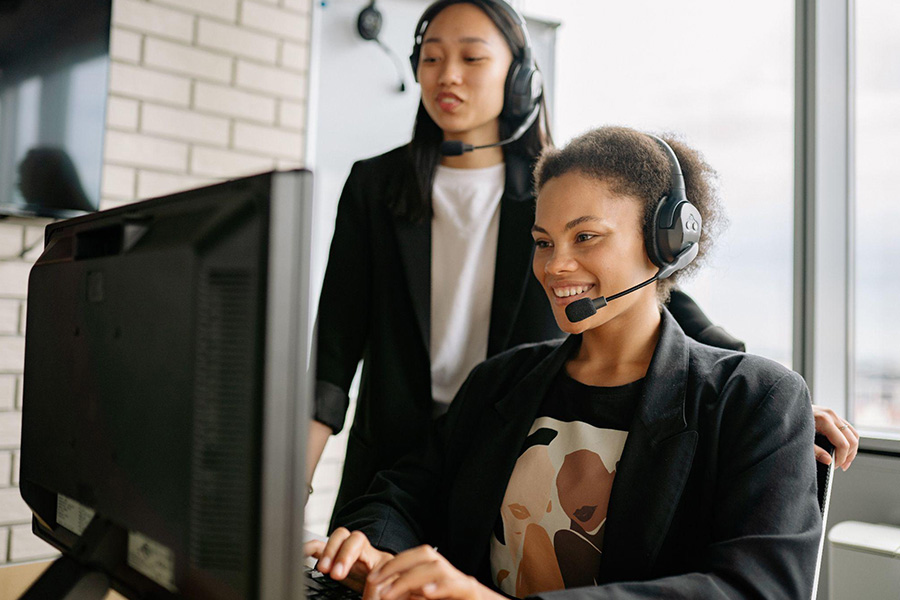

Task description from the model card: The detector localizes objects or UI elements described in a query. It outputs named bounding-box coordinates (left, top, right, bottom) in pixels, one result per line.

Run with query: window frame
left=796, top=0, right=900, bottom=448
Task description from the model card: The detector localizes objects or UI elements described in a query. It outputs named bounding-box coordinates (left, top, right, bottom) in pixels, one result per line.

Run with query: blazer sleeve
left=330, top=361, right=488, bottom=553
left=314, top=162, right=374, bottom=434
left=531, top=370, right=821, bottom=600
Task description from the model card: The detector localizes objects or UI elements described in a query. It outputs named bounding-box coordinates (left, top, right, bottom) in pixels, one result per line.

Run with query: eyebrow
left=531, top=216, right=605, bottom=235
left=422, top=36, right=491, bottom=45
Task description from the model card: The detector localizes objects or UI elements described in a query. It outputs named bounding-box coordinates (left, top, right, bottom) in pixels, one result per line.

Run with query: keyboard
left=304, top=566, right=362, bottom=600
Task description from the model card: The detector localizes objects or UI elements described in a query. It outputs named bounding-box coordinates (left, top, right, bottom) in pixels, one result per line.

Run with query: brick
left=0, top=226, right=22, bottom=259
left=194, top=82, right=275, bottom=123
left=282, top=0, right=312, bottom=13
left=102, top=165, right=137, bottom=200
left=278, top=100, right=305, bottom=129
left=0, top=488, right=31, bottom=525
left=0, top=452, right=10, bottom=487
left=0, top=301, right=19, bottom=335
left=106, top=96, right=140, bottom=130
left=0, top=338, right=24, bottom=373
left=240, top=2, right=309, bottom=42
left=137, top=171, right=216, bottom=199
left=235, top=60, right=306, bottom=99
left=0, top=376, right=14, bottom=411
left=233, top=122, right=302, bottom=159
left=110, top=28, right=142, bottom=63
left=144, top=38, right=233, bottom=83
left=197, top=18, right=278, bottom=63
left=153, top=0, right=239, bottom=21
left=10, top=525, right=58, bottom=562
left=276, top=158, right=304, bottom=170
left=105, top=130, right=189, bottom=172
left=281, top=40, right=309, bottom=71
left=190, top=146, right=274, bottom=178
left=0, top=527, right=7, bottom=563
left=21, top=228, right=43, bottom=263
left=0, top=263, right=31, bottom=299
left=141, top=104, right=229, bottom=146
left=113, top=0, right=194, bottom=42
left=109, top=63, right=191, bottom=106
left=12, top=452, right=18, bottom=485
left=14, top=378, right=21, bottom=411
left=0, top=412, right=21, bottom=449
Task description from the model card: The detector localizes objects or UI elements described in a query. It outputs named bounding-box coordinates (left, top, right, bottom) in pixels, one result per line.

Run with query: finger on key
left=318, top=528, right=352, bottom=575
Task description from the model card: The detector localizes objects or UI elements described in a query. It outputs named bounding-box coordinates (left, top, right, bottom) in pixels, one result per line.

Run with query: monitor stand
left=20, top=517, right=125, bottom=600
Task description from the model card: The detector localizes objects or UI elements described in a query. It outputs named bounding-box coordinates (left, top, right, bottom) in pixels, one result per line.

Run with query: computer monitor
left=19, top=170, right=314, bottom=599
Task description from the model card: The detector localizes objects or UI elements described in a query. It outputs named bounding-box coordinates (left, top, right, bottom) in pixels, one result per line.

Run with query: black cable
left=374, top=38, right=408, bottom=92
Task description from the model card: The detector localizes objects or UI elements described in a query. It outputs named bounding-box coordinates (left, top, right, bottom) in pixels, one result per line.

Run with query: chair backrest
left=811, top=433, right=836, bottom=600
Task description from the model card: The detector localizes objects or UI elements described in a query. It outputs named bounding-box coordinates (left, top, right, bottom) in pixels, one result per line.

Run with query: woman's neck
left=566, top=296, right=662, bottom=387
left=440, top=147, right=505, bottom=168
left=439, top=120, right=505, bottom=168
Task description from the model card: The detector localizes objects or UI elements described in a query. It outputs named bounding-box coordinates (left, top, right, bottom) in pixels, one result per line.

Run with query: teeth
left=554, top=285, right=591, bottom=298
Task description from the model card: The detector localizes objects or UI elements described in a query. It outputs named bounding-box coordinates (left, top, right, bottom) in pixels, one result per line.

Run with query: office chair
left=811, top=433, right=837, bottom=600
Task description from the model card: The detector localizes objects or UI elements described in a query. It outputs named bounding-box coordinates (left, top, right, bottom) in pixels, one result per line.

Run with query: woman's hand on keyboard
left=364, top=545, right=504, bottom=600
left=304, top=528, right=394, bottom=593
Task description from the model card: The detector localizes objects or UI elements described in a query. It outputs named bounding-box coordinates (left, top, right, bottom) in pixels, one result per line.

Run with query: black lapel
left=598, top=309, right=698, bottom=582
left=445, top=335, right=580, bottom=576
left=390, top=150, right=431, bottom=352
left=487, top=153, right=536, bottom=355
left=393, top=215, right=431, bottom=351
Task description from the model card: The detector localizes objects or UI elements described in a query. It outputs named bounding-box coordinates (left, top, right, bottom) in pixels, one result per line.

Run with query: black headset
left=408, top=0, right=543, bottom=121
left=647, top=135, right=703, bottom=279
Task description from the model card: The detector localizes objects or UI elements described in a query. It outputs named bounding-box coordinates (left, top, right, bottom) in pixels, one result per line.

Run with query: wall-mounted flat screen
left=0, top=0, right=111, bottom=218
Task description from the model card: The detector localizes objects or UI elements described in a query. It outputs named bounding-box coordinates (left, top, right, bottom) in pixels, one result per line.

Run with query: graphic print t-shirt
left=489, top=371, right=641, bottom=598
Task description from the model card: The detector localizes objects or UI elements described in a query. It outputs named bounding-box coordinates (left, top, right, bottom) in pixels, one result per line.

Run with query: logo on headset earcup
left=651, top=199, right=703, bottom=268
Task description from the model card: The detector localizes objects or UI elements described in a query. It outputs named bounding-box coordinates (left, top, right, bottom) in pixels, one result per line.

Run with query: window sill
left=859, top=433, right=900, bottom=457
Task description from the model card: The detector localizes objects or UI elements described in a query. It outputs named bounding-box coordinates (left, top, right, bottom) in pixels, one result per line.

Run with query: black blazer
left=335, top=309, right=821, bottom=599
left=315, top=145, right=561, bottom=518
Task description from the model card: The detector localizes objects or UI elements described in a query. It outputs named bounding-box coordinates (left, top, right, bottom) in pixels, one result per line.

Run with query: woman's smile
left=549, top=282, right=595, bottom=306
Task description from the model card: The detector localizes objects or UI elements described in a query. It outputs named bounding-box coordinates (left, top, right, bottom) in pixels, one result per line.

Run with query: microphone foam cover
left=440, top=141, right=465, bottom=156
left=565, top=298, right=597, bottom=323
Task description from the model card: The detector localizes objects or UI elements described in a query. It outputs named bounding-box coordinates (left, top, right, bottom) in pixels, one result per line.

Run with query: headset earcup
left=503, top=58, right=541, bottom=119
left=654, top=199, right=702, bottom=266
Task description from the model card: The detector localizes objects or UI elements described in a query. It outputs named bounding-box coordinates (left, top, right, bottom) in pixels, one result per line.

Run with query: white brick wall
left=113, top=0, right=194, bottom=42
left=0, top=377, right=15, bottom=412
left=194, top=82, right=276, bottom=123
left=197, top=19, right=279, bottom=63
left=0, top=452, right=11, bottom=488
left=236, top=59, right=307, bottom=99
left=109, top=63, right=192, bottom=106
left=0, top=0, right=314, bottom=564
left=9, top=525, right=56, bottom=562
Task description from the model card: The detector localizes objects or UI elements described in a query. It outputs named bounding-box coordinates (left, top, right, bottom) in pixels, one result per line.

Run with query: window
left=853, top=0, right=900, bottom=432
left=527, top=0, right=795, bottom=365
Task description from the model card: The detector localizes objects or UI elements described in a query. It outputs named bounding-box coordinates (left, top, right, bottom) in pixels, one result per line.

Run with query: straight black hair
left=395, top=0, right=553, bottom=223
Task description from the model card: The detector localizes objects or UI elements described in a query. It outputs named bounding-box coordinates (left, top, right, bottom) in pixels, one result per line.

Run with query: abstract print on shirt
left=489, top=374, right=641, bottom=598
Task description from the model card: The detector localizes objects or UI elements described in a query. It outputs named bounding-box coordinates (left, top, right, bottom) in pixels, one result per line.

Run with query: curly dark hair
left=534, top=126, right=725, bottom=301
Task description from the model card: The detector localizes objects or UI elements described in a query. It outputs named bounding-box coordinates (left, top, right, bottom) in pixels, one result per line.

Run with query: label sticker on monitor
left=127, top=531, right=178, bottom=593
left=56, top=494, right=95, bottom=535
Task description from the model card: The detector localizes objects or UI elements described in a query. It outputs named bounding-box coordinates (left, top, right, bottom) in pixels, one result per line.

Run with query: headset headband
left=412, top=0, right=532, bottom=64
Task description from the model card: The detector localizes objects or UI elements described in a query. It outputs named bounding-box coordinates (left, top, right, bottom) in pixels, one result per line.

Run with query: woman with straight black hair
left=307, top=0, right=856, bottom=525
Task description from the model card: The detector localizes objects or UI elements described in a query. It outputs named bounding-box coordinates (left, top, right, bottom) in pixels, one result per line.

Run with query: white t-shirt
left=430, top=162, right=505, bottom=404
